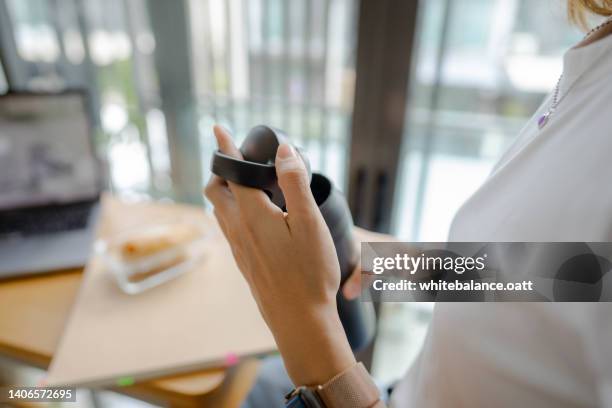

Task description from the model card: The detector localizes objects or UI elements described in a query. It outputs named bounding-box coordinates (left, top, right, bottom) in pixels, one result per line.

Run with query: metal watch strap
left=315, top=362, right=382, bottom=408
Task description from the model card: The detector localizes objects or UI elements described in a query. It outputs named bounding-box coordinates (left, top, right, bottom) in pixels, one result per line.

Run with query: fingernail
left=277, top=143, right=296, bottom=160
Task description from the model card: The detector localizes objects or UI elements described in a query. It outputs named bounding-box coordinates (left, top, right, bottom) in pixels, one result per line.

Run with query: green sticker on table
left=116, top=376, right=135, bottom=387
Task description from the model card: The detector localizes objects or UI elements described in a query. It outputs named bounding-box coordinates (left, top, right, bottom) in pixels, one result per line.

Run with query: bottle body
left=311, top=174, right=376, bottom=351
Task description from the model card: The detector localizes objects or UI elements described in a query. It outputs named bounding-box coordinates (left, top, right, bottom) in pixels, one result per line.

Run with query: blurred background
left=0, top=0, right=583, bottom=404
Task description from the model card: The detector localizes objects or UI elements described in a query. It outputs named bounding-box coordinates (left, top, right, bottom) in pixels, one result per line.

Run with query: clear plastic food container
left=96, top=222, right=209, bottom=294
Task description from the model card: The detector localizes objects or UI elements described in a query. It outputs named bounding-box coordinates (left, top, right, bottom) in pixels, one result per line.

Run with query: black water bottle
left=211, top=125, right=376, bottom=351
left=310, top=173, right=376, bottom=351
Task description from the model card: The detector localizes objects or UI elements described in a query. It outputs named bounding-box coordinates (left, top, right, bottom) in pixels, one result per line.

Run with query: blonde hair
left=568, top=0, right=612, bottom=29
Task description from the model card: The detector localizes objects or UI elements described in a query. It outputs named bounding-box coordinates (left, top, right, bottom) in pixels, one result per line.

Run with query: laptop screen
left=0, top=92, right=101, bottom=210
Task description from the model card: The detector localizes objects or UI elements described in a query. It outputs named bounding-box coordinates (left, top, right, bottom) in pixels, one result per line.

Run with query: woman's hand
left=204, top=126, right=355, bottom=386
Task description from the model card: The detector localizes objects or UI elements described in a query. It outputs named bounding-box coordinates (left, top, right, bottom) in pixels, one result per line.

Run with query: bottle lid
left=211, top=125, right=311, bottom=208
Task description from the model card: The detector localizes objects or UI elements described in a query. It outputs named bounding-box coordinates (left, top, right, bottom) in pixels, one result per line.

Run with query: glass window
left=190, top=0, right=358, bottom=192
left=6, top=0, right=60, bottom=63
left=0, top=60, right=7, bottom=93
left=373, top=0, right=582, bottom=384
left=393, top=0, right=582, bottom=241
left=1, top=0, right=358, bottom=201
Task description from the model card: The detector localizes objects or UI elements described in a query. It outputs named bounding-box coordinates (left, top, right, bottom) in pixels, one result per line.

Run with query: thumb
left=275, top=143, right=317, bottom=217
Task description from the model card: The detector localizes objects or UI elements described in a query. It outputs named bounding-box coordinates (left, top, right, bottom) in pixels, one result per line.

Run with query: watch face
left=286, top=394, right=308, bottom=408
left=285, top=387, right=324, bottom=408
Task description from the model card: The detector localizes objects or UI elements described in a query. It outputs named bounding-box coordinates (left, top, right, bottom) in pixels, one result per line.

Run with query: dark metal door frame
left=347, top=0, right=419, bottom=233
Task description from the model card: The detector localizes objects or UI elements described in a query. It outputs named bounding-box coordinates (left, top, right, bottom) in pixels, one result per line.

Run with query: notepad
left=46, top=196, right=276, bottom=387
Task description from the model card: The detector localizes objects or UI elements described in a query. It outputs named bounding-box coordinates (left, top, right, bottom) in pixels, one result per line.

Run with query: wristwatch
left=284, top=363, right=382, bottom=408
left=285, top=386, right=325, bottom=408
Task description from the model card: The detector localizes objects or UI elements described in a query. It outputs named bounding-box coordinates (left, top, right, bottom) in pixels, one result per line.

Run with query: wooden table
left=0, top=268, right=260, bottom=408
left=0, top=190, right=386, bottom=408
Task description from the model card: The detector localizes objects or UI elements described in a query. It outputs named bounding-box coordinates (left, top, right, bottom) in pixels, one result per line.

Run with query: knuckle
left=204, top=183, right=217, bottom=202
left=300, top=206, right=324, bottom=225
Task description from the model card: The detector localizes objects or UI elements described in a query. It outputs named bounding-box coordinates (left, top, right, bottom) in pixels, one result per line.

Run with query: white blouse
left=390, top=34, right=612, bottom=407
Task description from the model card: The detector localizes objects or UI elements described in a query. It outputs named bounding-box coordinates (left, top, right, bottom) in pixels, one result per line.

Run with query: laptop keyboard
left=0, top=201, right=95, bottom=236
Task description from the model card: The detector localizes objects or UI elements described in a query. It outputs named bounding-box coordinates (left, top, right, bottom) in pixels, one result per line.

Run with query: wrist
left=271, top=304, right=356, bottom=386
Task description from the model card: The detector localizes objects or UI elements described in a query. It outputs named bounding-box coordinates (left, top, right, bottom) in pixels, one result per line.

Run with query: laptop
left=0, top=91, right=102, bottom=278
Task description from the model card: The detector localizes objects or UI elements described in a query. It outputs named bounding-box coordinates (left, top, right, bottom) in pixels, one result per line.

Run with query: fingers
left=213, top=126, right=276, bottom=215
left=205, top=175, right=235, bottom=211
left=213, top=124, right=243, bottom=159
left=275, top=143, right=319, bottom=221
left=342, top=263, right=362, bottom=300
